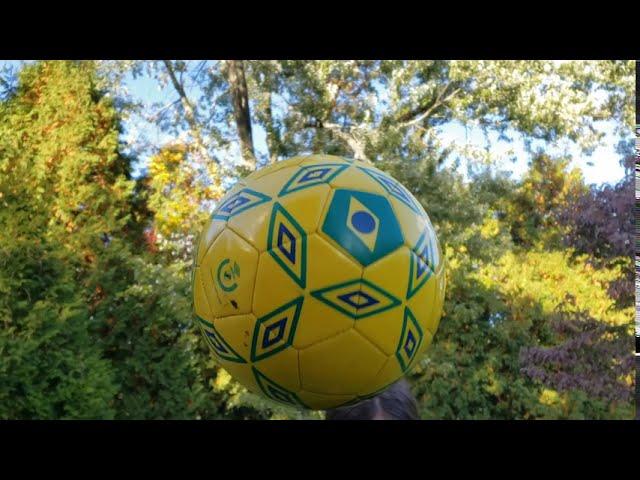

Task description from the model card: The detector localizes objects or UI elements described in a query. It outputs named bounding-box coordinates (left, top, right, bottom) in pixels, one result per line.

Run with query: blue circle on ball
left=351, top=211, right=376, bottom=233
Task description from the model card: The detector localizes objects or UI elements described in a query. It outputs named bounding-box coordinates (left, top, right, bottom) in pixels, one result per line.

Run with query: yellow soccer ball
left=193, top=154, right=445, bottom=410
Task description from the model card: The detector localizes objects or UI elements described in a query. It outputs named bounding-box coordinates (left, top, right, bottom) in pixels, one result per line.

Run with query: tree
left=224, top=60, right=256, bottom=167
left=505, top=153, right=586, bottom=247
left=0, top=61, right=126, bottom=418
left=0, top=60, right=236, bottom=419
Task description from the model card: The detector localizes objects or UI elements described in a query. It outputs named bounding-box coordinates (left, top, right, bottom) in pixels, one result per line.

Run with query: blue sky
left=1, top=60, right=629, bottom=186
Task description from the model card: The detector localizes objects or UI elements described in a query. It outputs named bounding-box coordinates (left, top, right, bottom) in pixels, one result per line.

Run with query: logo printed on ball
left=216, top=258, right=240, bottom=292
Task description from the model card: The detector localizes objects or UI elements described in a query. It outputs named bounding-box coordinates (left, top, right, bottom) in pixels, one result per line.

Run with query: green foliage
left=0, top=220, right=117, bottom=419
left=505, top=153, right=586, bottom=247
left=0, top=61, right=223, bottom=419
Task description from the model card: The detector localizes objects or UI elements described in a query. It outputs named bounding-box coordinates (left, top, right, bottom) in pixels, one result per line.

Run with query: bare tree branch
left=162, top=60, right=216, bottom=165
left=397, top=84, right=461, bottom=127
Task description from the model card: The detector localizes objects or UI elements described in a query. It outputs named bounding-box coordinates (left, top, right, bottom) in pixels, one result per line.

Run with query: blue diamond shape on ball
left=279, top=163, right=349, bottom=196
left=267, top=203, right=307, bottom=288
left=299, top=167, right=330, bottom=182
left=220, top=195, right=250, bottom=214
left=277, top=223, right=296, bottom=264
left=395, top=307, right=424, bottom=372
left=337, top=290, right=380, bottom=309
left=416, top=257, right=428, bottom=278
left=262, top=317, right=287, bottom=349
left=212, top=188, right=271, bottom=221
left=404, top=330, right=417, bottom=358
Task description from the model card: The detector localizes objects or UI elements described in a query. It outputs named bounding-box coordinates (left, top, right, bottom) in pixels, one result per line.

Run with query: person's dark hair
left=325, top=379, right=419, bottom=420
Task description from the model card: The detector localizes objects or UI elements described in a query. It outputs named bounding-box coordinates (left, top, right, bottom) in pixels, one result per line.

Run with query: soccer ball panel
left=389, top=196, right=431, bottom=252
left=252, top=347, right=301, bottom=392
left=327, top=164, right=387, bottom=195
left=357, top=356, right=401, bottom=398
left=200, top=228, right=258, bottom=318
left=196, top=219, right=227, bottom=267
left=355, top=309, right=403, bottom=357
left=305, top=233, right=362, bottom=292
left=244, top=156, right=305, bottom=182
left=407, top=273, right=439, bottom=336
left=244, top=165, right=301, bottom=198
left=226, top=201, right=273, bottom=254
left=250, top=366, right=308, bottom=409
left=214, top=313, right=256, bottom=360
left=195, top=315, right=247, bottom=364
left=298, top=154, right=352, bottom=167
left=318, top=187, right=404, bottom=267
left=361, top=246, right=411, bottom=302
left=299, top=329, right=387, bottom=395
left=193, top=267, right=214, bottom=323
left=292, top=294, right=354, bottom=349
left=276, top=185, right=331, bottom=237
left=252, top=251, right=304, bottom=318
left=228, top=182, right=329, bottom=255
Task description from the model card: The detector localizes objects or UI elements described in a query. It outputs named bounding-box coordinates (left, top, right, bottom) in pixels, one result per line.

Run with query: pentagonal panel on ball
left=196, top=219, right=227, bottom=267
left=327, top=163, right=386, bottom=195
left=319, top=188, right=404, bottom=267
left=406, top=272, right=438, bottom=337
left=243, top=156, right=306, bottom=182
left=214, top=313, right=257, bottom=361
left=299, top=329, right=387, bottom=396
left=253, top=248, right=305, bottom=319
left=199, top=228, right=259, bottom=318
left=193, top=267, right=214, bottom=323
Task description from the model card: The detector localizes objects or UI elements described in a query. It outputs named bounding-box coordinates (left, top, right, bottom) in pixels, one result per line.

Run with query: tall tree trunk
left=225, top=60, right=256, bottom=169
left=265, top=92, right=283, bottom=164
